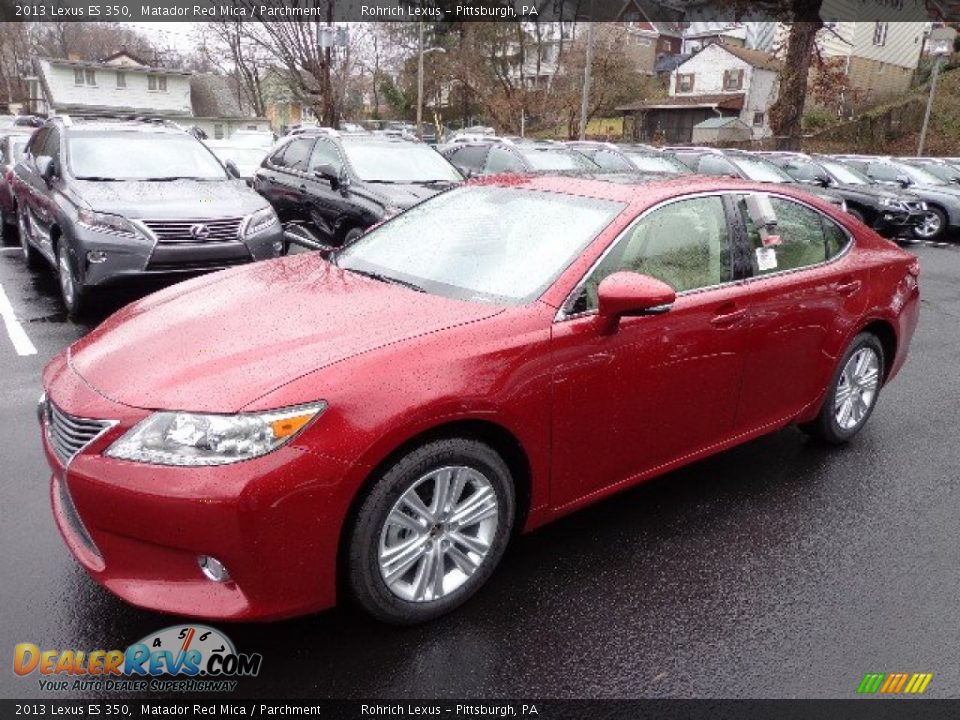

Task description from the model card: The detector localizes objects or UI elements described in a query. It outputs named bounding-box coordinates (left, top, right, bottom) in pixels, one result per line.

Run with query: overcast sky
left=127, top=22, right=200, bottom=52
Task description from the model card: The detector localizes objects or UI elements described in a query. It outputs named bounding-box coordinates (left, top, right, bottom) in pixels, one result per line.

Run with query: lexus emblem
left=189, top=223, right=210, bottom=240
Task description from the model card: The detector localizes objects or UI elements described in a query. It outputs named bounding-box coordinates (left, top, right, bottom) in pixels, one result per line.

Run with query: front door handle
left=711, top=308, right=747, bottom=328
left=835, top=279, right=862, bottom=296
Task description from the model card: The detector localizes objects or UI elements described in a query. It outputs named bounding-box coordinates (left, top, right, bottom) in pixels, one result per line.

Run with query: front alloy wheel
left=914, top=207, right=945, bottom=240
left=18, top=208, right=41, bottom=269
left=57, top=243, right=87, bottom=319
left=348, top=438, right=515, bottom=624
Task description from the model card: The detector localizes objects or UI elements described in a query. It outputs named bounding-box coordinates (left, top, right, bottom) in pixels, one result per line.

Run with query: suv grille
left=47, top=403, right=115, bottom=465
left=142, top=218, right=244, bottom=244
left=903, top=201, right=926, bottom=213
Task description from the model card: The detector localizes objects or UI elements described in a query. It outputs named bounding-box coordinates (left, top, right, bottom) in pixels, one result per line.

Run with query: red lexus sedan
left=39, top=175, right=920, bottom=624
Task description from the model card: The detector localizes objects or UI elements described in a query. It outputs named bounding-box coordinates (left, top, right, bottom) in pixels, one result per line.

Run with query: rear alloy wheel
left=800, top=332, right=884, bottom=444
left=347, top=438, right=515, bottom=624
left=57, top=242, right=87, bottom=319
left=914, top=207, right=946, bottom=241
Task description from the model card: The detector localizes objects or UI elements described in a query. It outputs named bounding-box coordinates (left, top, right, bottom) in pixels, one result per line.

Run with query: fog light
left=198, top=555, right=230, bottom=582
left=272, top=240, right=284, bottom=255
left=86, top=251, right=108, bottom=264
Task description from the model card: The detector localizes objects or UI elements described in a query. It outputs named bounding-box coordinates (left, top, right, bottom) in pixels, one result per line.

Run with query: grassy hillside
left=874, top=66, right=960, bottom=155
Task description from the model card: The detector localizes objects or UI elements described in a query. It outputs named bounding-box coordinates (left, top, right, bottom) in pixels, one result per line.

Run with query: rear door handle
left=835, top=279, right=862, bottom=296
left=298, top=184, right=307, bottom=192
left=711, top=308, right=747, bottom=328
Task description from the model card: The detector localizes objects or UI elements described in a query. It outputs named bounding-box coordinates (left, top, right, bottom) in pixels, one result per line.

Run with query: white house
left=770, top=21, right=927, bottom=100
left=24, top=50, right=269, bottom=139
left=619, top=42, right=779, bottom=144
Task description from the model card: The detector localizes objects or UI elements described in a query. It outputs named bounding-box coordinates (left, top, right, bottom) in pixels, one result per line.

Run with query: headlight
left=105, top=401, right=326, bottom=466
left=879, top=197, right=904, bottom=209
left=244, top=206, right=279, bottom=237
left=77, top=209, right=139, bottom=237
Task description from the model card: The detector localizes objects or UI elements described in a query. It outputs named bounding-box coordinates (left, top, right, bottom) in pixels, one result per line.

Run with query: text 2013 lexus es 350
left=39, top=175, right=919, bottom=624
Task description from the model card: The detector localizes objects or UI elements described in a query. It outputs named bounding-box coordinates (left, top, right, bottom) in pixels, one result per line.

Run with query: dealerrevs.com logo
left=13, top=625, right=263, bottom=693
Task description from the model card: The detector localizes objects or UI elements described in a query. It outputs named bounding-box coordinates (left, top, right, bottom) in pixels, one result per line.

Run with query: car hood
left=362, top=180, right=459, bottom=209
left=832, top=183, right=919, bottom=203
left=910, top=184, right=960, bottom=201
left=76, top=178, right=269, bottom=219
left=68, top=254, right=503, bottom=413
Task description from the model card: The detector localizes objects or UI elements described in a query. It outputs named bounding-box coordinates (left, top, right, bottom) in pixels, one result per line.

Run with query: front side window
left=279, top=138, right=314, bottom=172
left=336, top=186, right=624, bottom=305
left=729, top=156, right=794, bottom=183
left=782, top=160, right=822, bottom=183
left=698, top=155, right=739, bottom=176
left=627, top=153, right=691, bottom=174
left=739, top=195, right=848, bottom=276
left=572, top=196, right=732, bottom=314
left=449, top=146, right=489, bottom=174
left=308, top=139, right=341, bottom=173
left=821, top=160, right=870, bottom=185
left=84, top=69, right=96, bottom=86
left=68, top=132, right=228, bottom=180
left=518, top=148, right=595, bottom=172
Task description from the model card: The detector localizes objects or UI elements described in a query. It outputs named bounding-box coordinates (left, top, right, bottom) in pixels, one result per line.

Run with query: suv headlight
left=105, top=402, right=326, bottom=466
left=77, top=209, right=139, bottom=238
left=879, top=196, right=904, bottom=209
left=244, top=206, right=279, bottom=237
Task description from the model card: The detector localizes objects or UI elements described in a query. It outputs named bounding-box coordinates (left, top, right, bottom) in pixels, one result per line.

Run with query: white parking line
left=0, top=283, right=37, bottom=356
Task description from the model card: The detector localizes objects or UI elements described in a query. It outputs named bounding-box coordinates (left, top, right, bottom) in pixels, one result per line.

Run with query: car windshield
left=626, top=154, right=690, bottom=174
left=69, top=132, right=227, bottom=180
left=518, top=147, right=596, bottom=172
left=336, top=186, right=624, bottom=304
left=916, top=163, right=960, bottom=182
left=230, top=132, right=274, bottom=149
left=209, top=146, right=268, bottom=167
left=729, top=156, right=794, bottom=182
left=343, top=142, right=462, bottom=183
left=894, top=162, right=945, bottom=186
left=821, top=160, right=871, bottom=185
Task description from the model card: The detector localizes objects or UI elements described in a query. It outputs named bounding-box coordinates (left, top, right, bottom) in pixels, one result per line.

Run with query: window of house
left=873, top=22, right=888, bottom=46
left=723, top=69, right=744, bottom=91
left=676, top=73, right=695, bottom=92
left=84, top=69, right=96, bottom=86
left=753, top=111, right=765, bottom=127
left=148, top=75, right=157, bottom=91
left=116, top=71, right=126, bottom=88
left=637, top=37, right=652, bottom=47
left=158, top=76, right=167, bottom=91
left=73, top=68, right=84, bottom=85
left=214, top=124, right=224, bottom=140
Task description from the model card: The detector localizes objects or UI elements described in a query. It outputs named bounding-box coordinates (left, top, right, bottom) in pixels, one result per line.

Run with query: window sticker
left=756, top=247, right=778, bottom=272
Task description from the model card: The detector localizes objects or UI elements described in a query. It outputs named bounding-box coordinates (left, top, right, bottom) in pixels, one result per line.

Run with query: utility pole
left=578, top=20, right=595, bottom=140
left=918, top=27, right=956, bottom=156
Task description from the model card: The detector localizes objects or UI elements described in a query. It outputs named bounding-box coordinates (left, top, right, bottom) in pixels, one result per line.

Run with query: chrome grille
left=46, top=403, right=115, bottom=465
left=141, top=218, right=244, bottom=244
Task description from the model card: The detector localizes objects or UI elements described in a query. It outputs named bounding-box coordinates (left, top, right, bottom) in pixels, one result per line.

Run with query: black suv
left=760, top=153, right=927, bottom=239
left=832, top=155, right=960, bottom=241
left=12, top=117, right=283, bottom=318
left=441, top=140, right=599, bottom=177
left=254, top=130, right=462, bottom=246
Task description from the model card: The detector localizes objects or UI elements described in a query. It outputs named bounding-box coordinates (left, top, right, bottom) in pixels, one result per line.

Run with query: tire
left=346, top=438, right=516, bottom=625
left=913, top=206, right=946, bottom=241
left=846, top=207, right=865, bottom=224
left=17, top=207, right=42, bottom=269
left=800, top=332, right=885, bottom=444
left=56, top=241, right=89, bottom=320
left=341, top=227, right=363, bottom=245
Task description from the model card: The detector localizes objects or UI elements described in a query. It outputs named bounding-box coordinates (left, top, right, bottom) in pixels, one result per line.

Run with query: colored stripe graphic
left=858, top=672, right=932, bottom=695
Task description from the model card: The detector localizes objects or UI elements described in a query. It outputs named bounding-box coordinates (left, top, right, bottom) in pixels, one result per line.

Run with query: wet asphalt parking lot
left=0, top=231, right=959, bottom=701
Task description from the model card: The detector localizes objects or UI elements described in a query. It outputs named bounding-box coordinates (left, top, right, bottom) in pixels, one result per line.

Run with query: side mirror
left=282, top=223, right=337, bottom=257
left=596, top=272, right=676, bottom=331
left=895, top=174, right=912, bottom=188
left=36, top=155, right=56, bottom=185
left=224, top=159, right=241, bottom=179
left=313, top=163, right=346, bottom=189
left=812, top=174, right=831, bottom=187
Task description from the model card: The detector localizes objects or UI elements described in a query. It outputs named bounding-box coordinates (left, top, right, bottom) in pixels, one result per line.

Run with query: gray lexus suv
left=13, top=117, right=283, bottom=318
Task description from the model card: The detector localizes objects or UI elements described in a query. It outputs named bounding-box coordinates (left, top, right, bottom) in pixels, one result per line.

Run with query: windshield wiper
left=363, top=179, right=401, bottom=184
left=409, top=179, right=456, bottom=185
left=139, top=176, right=206, bottom=182
left=345, top=268, right=426, bottom=293
left=76, top=176, right=121, bottom=181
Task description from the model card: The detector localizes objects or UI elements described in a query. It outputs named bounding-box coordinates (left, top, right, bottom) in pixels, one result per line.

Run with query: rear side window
left=783, top=161, right=821, bottom=182
left=866, top=163, right=900, bottom=182
left=739, top=195, right=849, bottom=275
left=449, top=146, right=489, bottom=174
left=484, top=147, right=523, bottom=174
left=590, top=150, right=633, bottom=171
left=274, top=138, right=314, bottom=172
left=698, top=155, right=739, bottom=176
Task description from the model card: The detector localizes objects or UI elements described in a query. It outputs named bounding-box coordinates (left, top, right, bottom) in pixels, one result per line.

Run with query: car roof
left=59, top=120, right=186, bottom=135
left=465, top=173, right=840, bottom=210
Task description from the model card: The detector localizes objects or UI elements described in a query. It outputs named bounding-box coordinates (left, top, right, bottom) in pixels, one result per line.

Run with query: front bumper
left=73, top=221, right=284, bottom=287
left=874, top=207, right=926, bottom=238
left=41, top=355, right=351, bottom=621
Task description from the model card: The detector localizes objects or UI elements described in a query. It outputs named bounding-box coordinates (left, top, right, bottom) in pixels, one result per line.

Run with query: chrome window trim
left=554, top=189, right=855, bottom=323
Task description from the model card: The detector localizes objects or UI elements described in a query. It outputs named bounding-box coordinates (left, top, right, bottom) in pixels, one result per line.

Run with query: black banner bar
left=0, top=0, right=953, bottom=23
left=4, top=700, right=960, bottom=720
